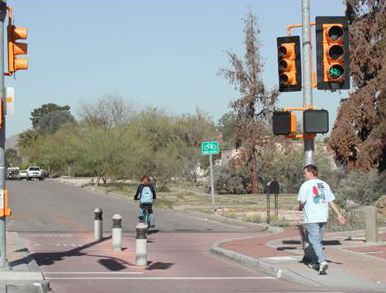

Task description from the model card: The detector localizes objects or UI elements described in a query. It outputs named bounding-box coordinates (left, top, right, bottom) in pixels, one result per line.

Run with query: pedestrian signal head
left=272, top=111, right=296, bottom=135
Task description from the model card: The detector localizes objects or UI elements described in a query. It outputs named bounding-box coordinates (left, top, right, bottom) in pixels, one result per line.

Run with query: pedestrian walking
left=298, top=164, right=345, bottom=275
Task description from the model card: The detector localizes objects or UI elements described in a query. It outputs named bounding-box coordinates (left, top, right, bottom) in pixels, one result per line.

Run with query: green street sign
left=201, top=141, right=219, bottom=155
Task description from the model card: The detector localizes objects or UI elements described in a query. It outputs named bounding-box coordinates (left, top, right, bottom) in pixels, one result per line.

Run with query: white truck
left=26, top=166, right=44, bottom=181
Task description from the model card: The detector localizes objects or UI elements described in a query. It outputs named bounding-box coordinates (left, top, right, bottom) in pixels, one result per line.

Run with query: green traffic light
left=328, top=65, right=344, bottom=79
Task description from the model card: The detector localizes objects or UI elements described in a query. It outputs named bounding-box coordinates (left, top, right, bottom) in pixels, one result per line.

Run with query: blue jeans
left=137, top=204, right=155, bottom=226
left=305, top=222, right=326, bottom=264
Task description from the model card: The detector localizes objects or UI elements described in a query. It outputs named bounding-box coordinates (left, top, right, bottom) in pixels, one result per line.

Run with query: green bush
left=207, top=166, right=249, bottom=194
left=335, top=169, right=386, bottom=206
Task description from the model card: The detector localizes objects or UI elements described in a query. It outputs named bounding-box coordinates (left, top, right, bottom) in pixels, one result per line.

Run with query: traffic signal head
left=303, top=109, right=329, bottom=134
left=277, top=36, right=301, bottom=92
left=316, top=16, right=349, bottom=90
left=272, top=111, right=296, bottom=135
left=8, top=24, right=28, bottom=73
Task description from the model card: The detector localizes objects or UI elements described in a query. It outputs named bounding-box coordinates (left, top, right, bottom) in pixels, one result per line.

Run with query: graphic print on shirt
left=312, top=183, right=326, bottom=204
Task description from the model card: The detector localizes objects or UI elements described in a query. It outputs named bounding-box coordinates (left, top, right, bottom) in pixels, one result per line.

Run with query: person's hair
left=140, top=175, right=150, bottom=184
left=304, top=164, right=318, bottom=177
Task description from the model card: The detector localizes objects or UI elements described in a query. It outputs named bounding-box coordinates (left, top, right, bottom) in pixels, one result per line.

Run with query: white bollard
left=112, top=214, right=122, bottom=251
left=135, top=222, right=147, bottom=266
left=94, top=208, right=103, bottom=241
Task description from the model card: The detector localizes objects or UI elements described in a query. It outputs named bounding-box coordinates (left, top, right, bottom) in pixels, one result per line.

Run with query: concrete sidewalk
left=211, top=226, right=386, bottom=292
left=0, top=232, right=49, bottom=293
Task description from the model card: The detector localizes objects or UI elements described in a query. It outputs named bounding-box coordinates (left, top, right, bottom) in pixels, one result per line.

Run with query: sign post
left=201, top=141, right=219, bottom=209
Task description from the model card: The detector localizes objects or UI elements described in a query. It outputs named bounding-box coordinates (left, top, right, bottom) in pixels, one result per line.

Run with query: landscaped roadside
left=53, top=177, right=386, bottom=231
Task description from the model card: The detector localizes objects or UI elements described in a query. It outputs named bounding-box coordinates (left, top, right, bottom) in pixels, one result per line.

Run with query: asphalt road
left=7, top=179, right=249, bottom=233
left=6, top=179, right=334, bottom=293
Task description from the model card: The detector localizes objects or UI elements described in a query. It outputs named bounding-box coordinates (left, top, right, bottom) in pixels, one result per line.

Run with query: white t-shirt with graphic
left=297, top=178, right=335, bottom=224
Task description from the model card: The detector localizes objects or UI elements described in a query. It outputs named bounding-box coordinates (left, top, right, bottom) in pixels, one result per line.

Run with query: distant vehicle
left=6, top=167, right=20, bottom=180
left=19, top=170, right=28, bottom=180
left=26, top=166, right=44, bottom=181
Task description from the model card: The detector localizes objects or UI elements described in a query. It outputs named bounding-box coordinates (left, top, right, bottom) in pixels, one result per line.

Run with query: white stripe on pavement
left=47, top=276, right=276, bottom=280
left=43, top=272, right=143, bottom=275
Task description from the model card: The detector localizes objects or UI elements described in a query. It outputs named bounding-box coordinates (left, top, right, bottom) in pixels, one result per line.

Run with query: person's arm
left=297, top=183, right=306, bottom=211
left=151, top=185, right=156, bottom=199
left=329, top=201, right=345, bottom=224
left=134, top=185, right=141, bottom=200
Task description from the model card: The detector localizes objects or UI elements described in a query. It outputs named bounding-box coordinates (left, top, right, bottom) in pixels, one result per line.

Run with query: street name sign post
left=201, top=141, right=219, bottom=209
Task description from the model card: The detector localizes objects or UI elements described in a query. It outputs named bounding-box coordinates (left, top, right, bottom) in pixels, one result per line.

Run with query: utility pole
left=301, top=0, right=314, bottom=166
left=0, top=0, right=7, bottom=269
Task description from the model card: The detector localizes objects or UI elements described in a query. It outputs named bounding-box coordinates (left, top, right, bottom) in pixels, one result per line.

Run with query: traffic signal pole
left=301, top=0, right=315, bottom=166
left=0, top=0, right=7, bottom=270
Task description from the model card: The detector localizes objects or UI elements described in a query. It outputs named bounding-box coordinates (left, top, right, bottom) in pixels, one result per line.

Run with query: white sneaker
left=319, top=261, right=328, bottom=275
left=308, top=263, right=319, bottom=270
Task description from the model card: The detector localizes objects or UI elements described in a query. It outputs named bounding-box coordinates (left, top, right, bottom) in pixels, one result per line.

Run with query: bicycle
left=138, top=204, right=155, bottom=234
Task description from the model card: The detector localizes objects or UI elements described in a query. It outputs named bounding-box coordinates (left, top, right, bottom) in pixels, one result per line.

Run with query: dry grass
left=83, top=181, right=386, bottom=230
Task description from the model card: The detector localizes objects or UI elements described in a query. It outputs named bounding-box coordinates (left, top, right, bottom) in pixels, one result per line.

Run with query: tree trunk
left=249, top=153, right=258, bottom=193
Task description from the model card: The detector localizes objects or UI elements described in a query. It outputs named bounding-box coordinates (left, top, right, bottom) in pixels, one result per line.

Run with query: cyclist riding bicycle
left=133, top=175, right=156, bottom=227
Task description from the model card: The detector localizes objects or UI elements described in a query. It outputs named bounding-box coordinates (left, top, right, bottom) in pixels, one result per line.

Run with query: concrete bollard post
left=135, top=222, right=147, bottom=266
left=363, top=206, right=378, bottom=243
left=112, top=214, right=122, bottom=251
left=94, top=208, right=103, bottom=241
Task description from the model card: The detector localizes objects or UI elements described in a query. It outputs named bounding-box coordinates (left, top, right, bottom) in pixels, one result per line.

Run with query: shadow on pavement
left=146, top=261, right=174, bottom=270
left=98, top=258, right=127, bottom=271
left=323, top=240, right=342, bottom=246
left=10, top=236, right=134, bottom=271
left=277, top=246, right=297, bottom=250
left=282, top=240, right=302, bottom=245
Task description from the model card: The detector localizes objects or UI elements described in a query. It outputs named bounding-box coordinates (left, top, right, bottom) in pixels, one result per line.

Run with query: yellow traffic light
left=7, top=6, right=28, bottom=75
left=316, top=17, right=350, bottom=90
left=322, top=24, right=344, bottom=82
left=8, top=24, right=28, bottom=73
left=277, top=36, right=301, bottom=92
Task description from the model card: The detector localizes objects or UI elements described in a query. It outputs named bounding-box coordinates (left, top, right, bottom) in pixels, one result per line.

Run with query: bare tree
left=79, top=95, right=136, bottom=128
left=329, top=0, right=386, bottom=171
left=219, top=11, right=279, bottom=193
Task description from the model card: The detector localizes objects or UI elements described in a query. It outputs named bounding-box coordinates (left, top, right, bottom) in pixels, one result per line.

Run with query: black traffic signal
left=303, top=109, right=329, bottom=134
left=277, top=36, right=302, bottom=92
left=272, top=111, right=296, bottom=135
left=316, top=16, right=349, bottom=90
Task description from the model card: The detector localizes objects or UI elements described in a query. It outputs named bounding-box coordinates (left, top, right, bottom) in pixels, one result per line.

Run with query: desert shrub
left=207, top=166, right=249, bottom=194
left=335, top=169, right=386, bottom=206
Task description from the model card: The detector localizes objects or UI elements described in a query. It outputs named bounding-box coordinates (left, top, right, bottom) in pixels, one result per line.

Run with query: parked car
left=26, top=166, right=44, bottom=181
left=19, top=170, right=28, bottom=180
left=6, top=167, right=20, bottom=180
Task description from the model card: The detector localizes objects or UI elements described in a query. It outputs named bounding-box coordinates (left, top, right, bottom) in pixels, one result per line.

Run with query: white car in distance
left=26, top=166, right=44, bottom=181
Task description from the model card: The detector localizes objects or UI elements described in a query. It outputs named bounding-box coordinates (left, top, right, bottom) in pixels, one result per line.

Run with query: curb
left=210, top=242, right=322, bottom=288
left=210, top=235, right=386, bottom=291
left=4, top=232, right=50, bottom=293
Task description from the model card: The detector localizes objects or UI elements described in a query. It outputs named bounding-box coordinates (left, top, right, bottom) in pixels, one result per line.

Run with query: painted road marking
left=266, top=256, right=298, bottom=261
left=46, top=276, right=276, bottom=280
left=44, top=272, right=143, bottom=275
left=32, top=234, right=74, bottom=237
